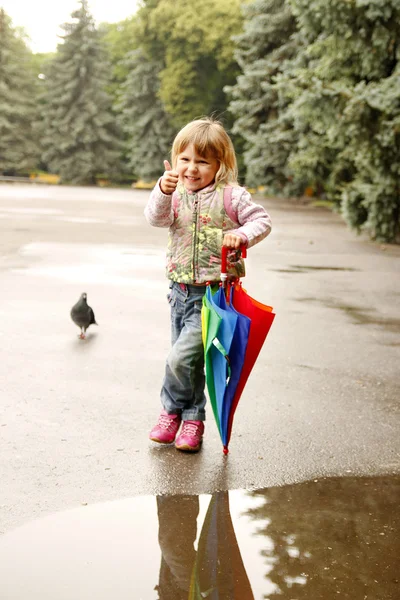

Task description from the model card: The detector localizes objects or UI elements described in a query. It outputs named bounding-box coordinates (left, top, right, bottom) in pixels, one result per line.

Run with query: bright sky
left=1, top=0, right=140, bottom=53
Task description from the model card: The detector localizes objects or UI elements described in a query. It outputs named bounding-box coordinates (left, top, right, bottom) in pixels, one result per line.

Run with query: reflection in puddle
left=0, top=476, right=398, bottom=599
left=157, top=493, right=259, bottom=599
left=247, top=476, right=399, bottom=599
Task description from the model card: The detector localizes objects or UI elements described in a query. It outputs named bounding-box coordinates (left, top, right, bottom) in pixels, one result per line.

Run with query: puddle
left=274, top=265, right=358, bottom=274
left=0, top=475, right=398, bottom=599
left=292, top=265, right=358, bottom=272
left=330, top=303, right=400, bottom=332
left=296, top=297, right=400, bottom=333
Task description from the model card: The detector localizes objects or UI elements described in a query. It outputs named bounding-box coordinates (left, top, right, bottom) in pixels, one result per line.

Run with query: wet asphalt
left=0, top=475, right=398, bottom=599
left=0, top=184, right=399, bottom=597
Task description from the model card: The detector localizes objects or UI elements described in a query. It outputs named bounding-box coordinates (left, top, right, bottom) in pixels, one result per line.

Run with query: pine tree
left=229, top=0, right=400, bottom=241
left=41, top=0, right=121, bottom=184
left=116, top=48, right=175, bottom=181
left=0, top=9, right=39, bottom=174
left=281, top=0, right=400, bottom=241
left=340, top=68, right=400, bottom=242
left=226, top=0, right=299, bottom=192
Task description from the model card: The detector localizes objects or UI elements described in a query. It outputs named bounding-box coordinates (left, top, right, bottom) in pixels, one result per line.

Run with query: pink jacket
left=145, top=180, right=272, bottom=284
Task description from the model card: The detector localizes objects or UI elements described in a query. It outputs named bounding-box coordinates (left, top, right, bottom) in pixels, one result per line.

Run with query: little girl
left=145, top=117, right=272, bottom=452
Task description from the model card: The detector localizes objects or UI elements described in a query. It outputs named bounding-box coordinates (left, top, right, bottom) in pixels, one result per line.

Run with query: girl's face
left=176, top=143, right=219, bottom=193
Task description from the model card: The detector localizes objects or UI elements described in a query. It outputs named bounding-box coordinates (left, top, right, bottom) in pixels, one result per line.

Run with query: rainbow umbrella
left=189, top=492, right=254, bottom=599
left=202, top=286, right=240, bottom=442
left=202, top=246, right=275, bottom=453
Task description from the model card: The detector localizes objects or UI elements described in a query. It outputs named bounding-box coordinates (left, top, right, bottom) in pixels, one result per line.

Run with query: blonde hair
left=171, top=118, right=238, bottom=186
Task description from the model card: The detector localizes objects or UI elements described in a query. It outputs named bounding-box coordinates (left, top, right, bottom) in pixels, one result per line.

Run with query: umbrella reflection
left=155, top=492, right=254, bottom=600
left=189, top=491, right=254, bottom=599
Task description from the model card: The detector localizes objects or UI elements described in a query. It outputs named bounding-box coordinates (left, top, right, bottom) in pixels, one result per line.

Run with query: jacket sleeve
left=144, top=178, right=175, bottom=228
left=229, top=187, right=272, bottom=248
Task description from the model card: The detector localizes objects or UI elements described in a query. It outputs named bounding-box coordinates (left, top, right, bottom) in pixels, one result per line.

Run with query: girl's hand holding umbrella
left=160, top=160, right=179, bottom=194
left=223, top=233, right=243, bottom=249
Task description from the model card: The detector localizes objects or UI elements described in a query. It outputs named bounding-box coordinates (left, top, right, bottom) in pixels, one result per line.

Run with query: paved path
left=0, top=184, right=399, bottom=533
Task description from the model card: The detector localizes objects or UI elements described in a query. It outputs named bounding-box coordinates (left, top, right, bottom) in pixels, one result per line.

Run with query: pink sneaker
left=149, top=410, right=181, bottom=444
left=175, top=420, right=204, bottom=452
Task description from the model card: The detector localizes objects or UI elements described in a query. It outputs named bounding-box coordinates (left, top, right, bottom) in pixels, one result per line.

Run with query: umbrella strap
left=212, top=338, right=231, bottom=383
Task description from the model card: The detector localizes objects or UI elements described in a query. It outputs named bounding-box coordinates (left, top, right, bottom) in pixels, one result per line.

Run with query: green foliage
left=116, top=48, right=175, bottom=181
left=100, top=17, right=138, bottom=97
left=226, top=0, right=300, bottom=193
left=28, top=52, right=55, bottom=79
left=41, top=0, right=122, bottom=184
left=112, top=0, right=244, bottom=181
left=340, top=70, right=400, bottom=241
left=285, top=0, right=400, bottom=241
left=229, top=0, right=400, bottom=242
left=0, top=9, right=39, bottom=174
left=139, top=0, right=244, bottom=127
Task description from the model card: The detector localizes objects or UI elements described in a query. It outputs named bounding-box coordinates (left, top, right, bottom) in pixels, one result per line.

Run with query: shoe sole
left=175, top=442, right=202, bottom=452
left=149, top=436, right=176, bottom=444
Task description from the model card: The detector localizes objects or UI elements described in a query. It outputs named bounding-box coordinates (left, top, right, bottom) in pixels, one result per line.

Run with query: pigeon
left=70, top=292, right=97, bottom=339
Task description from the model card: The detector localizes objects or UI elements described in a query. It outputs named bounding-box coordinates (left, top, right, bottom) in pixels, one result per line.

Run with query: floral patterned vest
left=167, top=184, right=245, bottom=284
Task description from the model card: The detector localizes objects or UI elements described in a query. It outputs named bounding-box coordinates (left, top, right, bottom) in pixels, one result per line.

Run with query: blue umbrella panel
left=203, top=286, right=250, bottom=449
left=203, top=286, right=237, bottom=437
left=220, top=289, right=251, bottom=445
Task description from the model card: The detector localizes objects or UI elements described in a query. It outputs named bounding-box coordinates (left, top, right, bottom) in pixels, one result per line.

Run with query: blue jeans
left=160, top=282, right=207, bottom=421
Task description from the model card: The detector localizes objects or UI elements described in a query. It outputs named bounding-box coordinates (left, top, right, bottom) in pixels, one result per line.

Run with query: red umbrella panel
left=226, top=283, right=275, bottom=448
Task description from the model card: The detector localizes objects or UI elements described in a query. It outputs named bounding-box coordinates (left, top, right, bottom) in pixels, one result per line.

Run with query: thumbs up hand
left=160, top=160, right=179, bottom=195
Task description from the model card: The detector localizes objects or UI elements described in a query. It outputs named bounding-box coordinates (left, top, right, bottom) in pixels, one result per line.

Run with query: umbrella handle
left=221, top=244, right=247, bottom=283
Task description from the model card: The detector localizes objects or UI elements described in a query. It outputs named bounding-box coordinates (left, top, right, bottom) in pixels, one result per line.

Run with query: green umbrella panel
left=201, top=291, right=223, bottom=434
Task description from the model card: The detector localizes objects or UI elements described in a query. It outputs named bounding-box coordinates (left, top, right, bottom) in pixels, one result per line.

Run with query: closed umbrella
left=202, top=246, right=275, bottom=453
